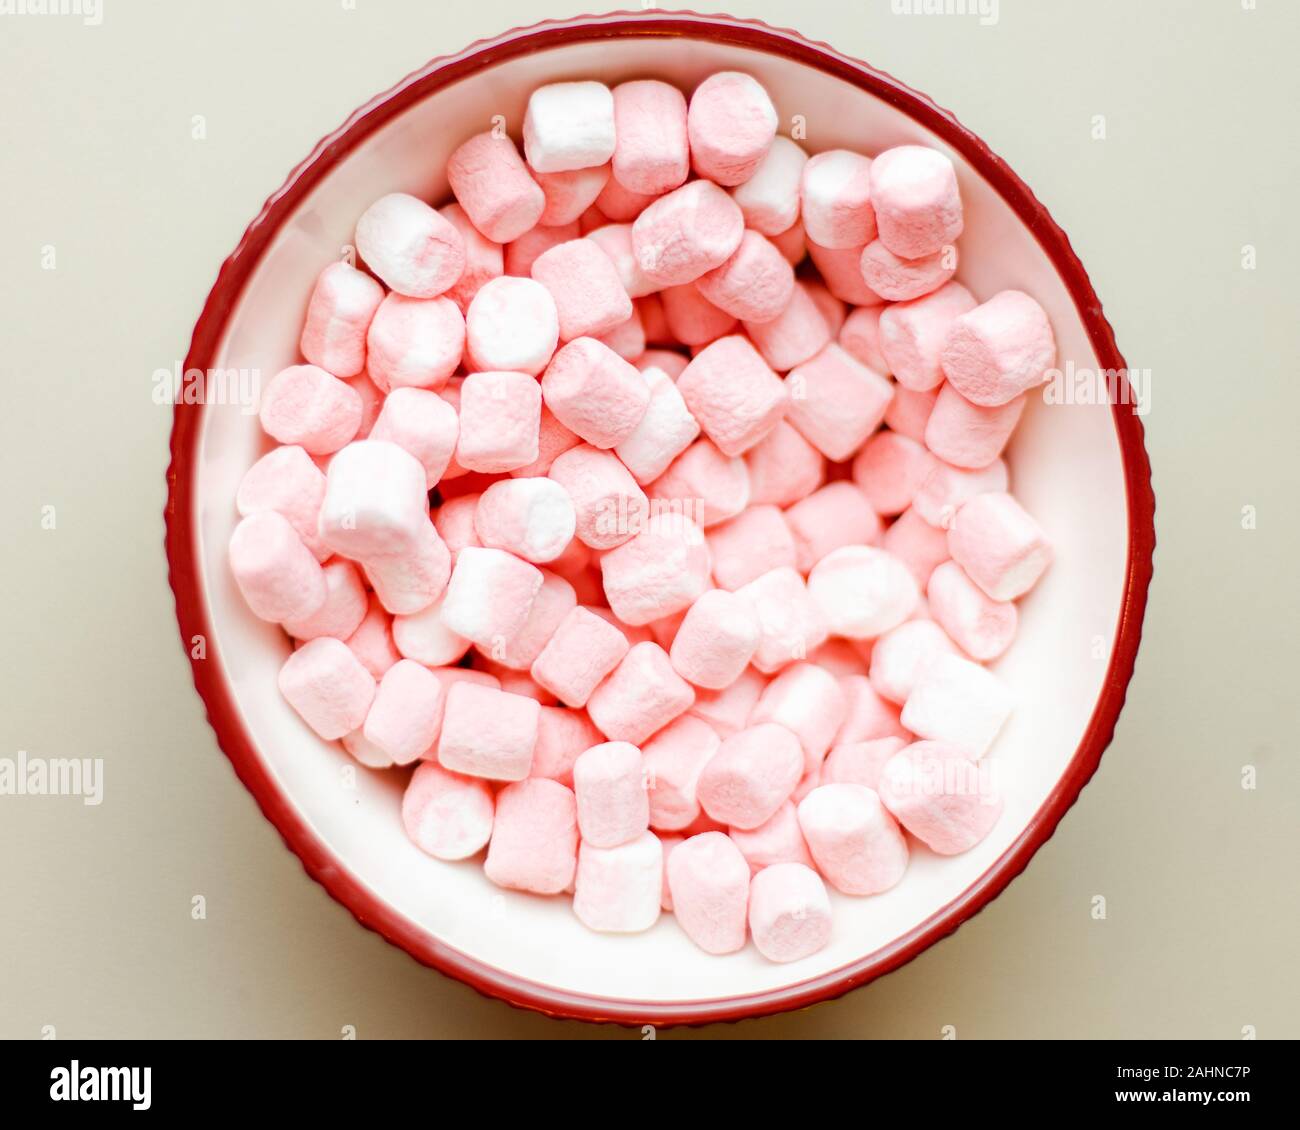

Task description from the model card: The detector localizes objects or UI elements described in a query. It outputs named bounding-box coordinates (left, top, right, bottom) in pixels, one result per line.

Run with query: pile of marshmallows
left=229, top=72, right=1057, bottom=964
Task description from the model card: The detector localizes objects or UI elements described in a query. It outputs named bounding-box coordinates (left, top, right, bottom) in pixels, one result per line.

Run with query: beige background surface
left=1, top=0, right=1296, bottom=1039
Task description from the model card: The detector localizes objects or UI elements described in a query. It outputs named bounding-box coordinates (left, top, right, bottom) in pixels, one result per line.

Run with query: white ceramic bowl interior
left=193, top=35, right=1128, bottom=1007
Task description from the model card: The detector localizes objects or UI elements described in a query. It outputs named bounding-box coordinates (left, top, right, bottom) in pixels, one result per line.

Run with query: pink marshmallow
left=534, top=165, right=610, bottom=227
left=278, top=636, right=376, bottom=741
left=869, top=145, right=963, bottom=260
left=594, top=175, right=659, bottom=222
left=785, top=482, right=883, bottom=573
left=879, top=281, right=976, bottom=392
left=392, top=593, right=471, bottom=668
left=751, top=661, right=848, bottom=775
left=912, top=457, right=1009, bottom=529
left=786, top=343, right=893, bottom=461
left=641, top=715, right=721, bottom=832
left=437, top=680, right=539, bottom=780
left=369, top=387, right=459, bottom=487
left=531, top=705, right=604, bottom=787
left=807, top=239, right=882, bottom=306
left=658, top=283, right=737, bottom=347
left=837, top=304, right=888, bottom=373
left=852, top=431, right=939, bottom=517
left=744, top=420, right=826, bottom=507
left=439, top=203, right=505, bottom=313
left=823, top=736, right=909, bottom=790
left=947, top=491, right=1053, bottom=601
left=236, top=445, right=328, bottom=561
left=940, top=289, right=1056, bottom=406
left=596, top=307, right=646, bottom=361
left=363, top=659, right=446, bottom=765
left=541, top=337, right=650, bottom=449
left=505, top=220, right=580, bottom=277
left=573, top=740, right=650, bottom=848
left=317, top=439, right=429, bottom=559
left=900, top=652, right=1012, bottom=756
left=611, top=79, right=690, bottom=195
left=614, top=365, right=701, bottom=484
left=439, top=545, right=544, bottom=649
left=677, top=335, right=788, bottom=457
left=433, top=493, right=481, bottom=563
left=531, top=605, right=631, bottom=707
left=573, top=831, right=663, bottom=933
left=731, top=135, right=807, bottom=235
left=878, top=741, right=1002, bottom=854
left=401, top=762, right=494, bottom=861
left=586, top=641, right=695, bottom=745
left=927, top=560, right=1017, bottom=660
left=355, top=193, right=466, bottom=298
left=299, top=261, right=384, bottom=378
left=632, top=179, right=745, bottom=286
left=800, top=149, right=877, bottom=249
left=706, top=505, right=797, bottom=592
left=696, top=722, right=803, bottom=830
left=508, top=406, right=580, bottom=480
left=282, top=557, right=367, bottom=641
left=770, top=219, right=807, bottom=265
left=809, top=639, right=870, bottom=678
left=925, top=384, right=1026, bottom=469
left=687, top=71, right=778, bottom=186
left=743, top=281, right=832, bottom=372
left=837, top=673, right=909, bottom=744
left=229, top=511, right=328, bottom=624
left=695, top=231, right=795, bottom=323
left=447, top=131, right=546, bottom=244
left=488, top=568, right=576, bottom=669
left=728, top=801, right=814, bottom=875
left=473, top=477, right=576, bottom=565
left=464, top=276, right=558, bottom=376
left=599, top=514, right=711, bottom=626
left=259, top=364, right=362, bottom=455
left=736, top=566, right=828, bottom=673
left=345, top=593, right=401, bottom=679
left=455, top=370, right=542, bottom=473
left=667, top=831, right=751, bottom=954
left=860, top=240, right=957, bottom=303
left=530, top=237, right=633, bottom=341
left=748, top=862, right=832, bottom=962
left=586, top=223, right=658, bottom=298
left=548, top=443, right=648, bottom=550
left=365, top=293, right=464, bottom=392
left=485, top=777, right=578, bottom=893
left=669, top=589, right=761, bottom=689
left=797, top=783, right=908, bottom=896
left=881, top=505, right=953, bottom=587
left=689, top=667, right=768, bottom=739
left=649, top=439, right=749, bottom=528
left=884, top=385, right=940, bottom=442
left=868, top=618, right=959, bottom=704
left=362, top=520, right=451, bottom=615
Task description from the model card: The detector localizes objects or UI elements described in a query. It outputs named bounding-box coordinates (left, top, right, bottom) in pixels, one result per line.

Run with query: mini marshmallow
left=809, top=639, right=871, bottom=678
left=869, top=145, right=963, bottom=260
left=696, top=723, right=804, bottom=830
left=881, top=505, right=953, bottom=587
left=236, top=445, right=328, bottom=561
left=837, top=304, right=888, bottom=373
left=868, top=618, right=959, bottom=704
left=524, top=81, right=616, bottom=173
left=317, top=439, right=429, bottom=559
left=392, top=594, right=471, bottom=668
left=259, top=364, right=362, bottom=455
left=456, top=370, right=542, bottom=473
left=541, top=337, right=650, bottom=449
left=573, top=832, right=663, bottom=933
left=696, top=231, right=795, bottom=323
left=596, top=307, right=646, bottom=361
left=505, top=220, right=579, bottom=277
left=362, top=520, right=451, bottom=615
left=369, top=387, right=458, bottom=487
left=299, top=261, right=384, bottom=378
left=586, top=223, right=659, bottom=298
left=885, top=385, right=940, bottom=442
left=433, top=493, right=481, bottom=562
left=852, top=431, right=938, bottom=517
left=402, top=762, right=494, bottom=860
left=355, top=193, right=466, bottom=298
left=947, top=491, right=1053, bottom=600
left=912, top=458, right=1008, bottom=529
left=485, top=777, right=578, bottom=893
left=770, top=220, right=807, bottom=265
left=748, top=862, right=832, bottom=962
left=804, top=280, right=847, bottom=334
left=677, top=335, right=788, bottom=457
left=611, top=79, right=690, bottom=195
left=823, top=736, right=909, bottom=790
left=632, top=179, right=745, bottom=286
left=641, top=715, right=721, bottom=831
left=837, top=674, right=909, bottom=743
left=743, top=282, right=832, bottom=373
left=229, top=511, right=328, bottom=624
left=437, top=680, right=539, bottom=780
left=728, top=801, right=814, bottom=875
left=595, top=176, right=659, bottom=222
left=859, top=240, right=956, bottom=303
left=345, top=592, right=401, bottom=679
left=530, top=238, right=633, bottom=341
left=534, top=167, right=610, bottom=227
left=879, top=281, right=976, bottom=392
left=573, top=741, right=649, bottom=848
left=473, top=477, right=576, bottom=564
left=744, top=420, right=826, bottom=507
left=925, top=385, right=1026, bottom=470
left=878, top=741, right=1002, bottom=854
left=282, top=558, right=367, bottom=641
left=731, top=135, right=807, bottom=235
left=928, top=560, right=1017, bottom=660
left=667, top=832, right=751, bottom=954
left=440, top=202, right=505, bottom=312
left=751, top=662, right=848, bottom=775
left=669, top=589, right=761, bottom=689
left=365, top=293, right=465, bottom=392
left=614, top=366, right=701, bottom=484
left=342, top=728, right=394, bottom=770
left=530, top=606, right=631, bottom=708
left=706, top=505, right=797, bottom=592
left=363, top=659, right=446, bottom=765
left=900, top=652, right=1012, bottom=756
left=649, top=439, right=750, bottom=527
left=807, top=239, right=882, bottom=306
left=689, top=667, right=768, bottom=739
left=687, top=71, right=778, bottom=186
left=548, top=443, right=648, bottom=550
left=587, top=642, right=695, bottom=745
left=737, top=566, right=828, bottom=674
left=797, top=783, right=908, bottom=895
left=808, top=545, right=920, bottom=640
left=786, top=343, right=893, bottom=461
left=440, top=545, right=544, bottom=649
left=278, top=636, right=376, bottom=741
left=599, top=515, right=711, bottom=626
left=941, top=289, right=1056, bottom=406
left=464, top=276, right=558, bottom=375
left=800, top=149, right=877, bottom=249
left=785, top=482, right=884, bottom=573
left=447, top=132, right=546, bottom=243
left=349, top=372, right=383, bottom=439
left=658, top=284, right=738, bottom=347
left=531, top=705, right=604, bottom=786
left=489, top=569, right=576, bottom=669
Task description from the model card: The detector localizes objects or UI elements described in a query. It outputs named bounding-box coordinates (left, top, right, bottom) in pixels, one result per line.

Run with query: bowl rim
left=165, top=9, right=1156, bottom=1027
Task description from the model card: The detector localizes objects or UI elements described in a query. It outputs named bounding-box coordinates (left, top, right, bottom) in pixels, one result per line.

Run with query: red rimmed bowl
left=166, top=11, right=1154, bottom=1026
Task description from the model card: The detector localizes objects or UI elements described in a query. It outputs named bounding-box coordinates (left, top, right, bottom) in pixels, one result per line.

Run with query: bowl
left=165, top=11, right=1155, bottom=1025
